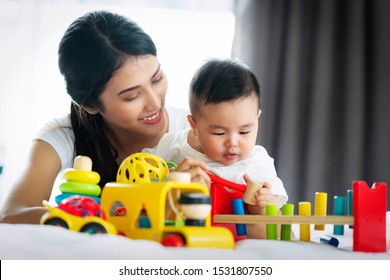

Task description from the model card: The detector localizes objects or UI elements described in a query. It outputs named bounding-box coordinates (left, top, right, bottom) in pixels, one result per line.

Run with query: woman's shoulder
left=37, top=115, right=72, bottom=134
left=166, top=106, right=190, bottom=133
left=35, top=114, right=75, bottom=169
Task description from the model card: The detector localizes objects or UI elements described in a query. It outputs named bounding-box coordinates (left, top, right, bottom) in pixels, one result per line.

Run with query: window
left=0, top=0, right=235, bottom=205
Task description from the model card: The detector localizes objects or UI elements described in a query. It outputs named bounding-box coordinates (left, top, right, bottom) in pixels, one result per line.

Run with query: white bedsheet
left=1, top=212, right=389, bottom=260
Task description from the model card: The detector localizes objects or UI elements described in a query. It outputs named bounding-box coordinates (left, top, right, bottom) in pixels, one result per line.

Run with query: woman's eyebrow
left=151, top=64, right=161, bottom=78
left=117, top=64, right=161, bottom=96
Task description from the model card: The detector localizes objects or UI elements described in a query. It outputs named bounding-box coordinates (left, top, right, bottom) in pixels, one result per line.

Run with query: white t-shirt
left=143, top=128, right=288, bottom=208
left=36, top=106, right=189, bottom=202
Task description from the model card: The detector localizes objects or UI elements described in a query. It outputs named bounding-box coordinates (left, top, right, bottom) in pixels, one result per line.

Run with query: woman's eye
left=152, top=76, right=163, bottom=84
left=124, top=92, right=141, bottom=101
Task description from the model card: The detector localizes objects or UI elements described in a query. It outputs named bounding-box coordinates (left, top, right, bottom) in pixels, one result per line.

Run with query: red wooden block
left=208, top=173, right=247, bottom=242
left=353, top=180, right=387, bottom=252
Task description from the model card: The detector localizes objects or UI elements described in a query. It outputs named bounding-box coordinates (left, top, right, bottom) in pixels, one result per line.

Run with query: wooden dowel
left=214, top=214, right=354, bottom=225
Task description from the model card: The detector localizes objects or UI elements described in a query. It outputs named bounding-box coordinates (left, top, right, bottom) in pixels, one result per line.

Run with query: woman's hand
left=174, top=157, right=211, bottom=188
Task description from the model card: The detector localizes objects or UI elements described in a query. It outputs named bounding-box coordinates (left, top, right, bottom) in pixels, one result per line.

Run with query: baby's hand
left=243, top=174, right=278, bottom=215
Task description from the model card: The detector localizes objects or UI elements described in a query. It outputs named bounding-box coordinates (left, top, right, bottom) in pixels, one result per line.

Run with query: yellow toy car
left=40, top=198, right=117, bottom=235
left=100, top=179, right=235, bottom=249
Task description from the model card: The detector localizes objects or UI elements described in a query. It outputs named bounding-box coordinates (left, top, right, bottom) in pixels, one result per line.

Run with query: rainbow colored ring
left=60, top=181, right=101, bottom=196
left=55, top=193, right=101, bottom=205
left=64, top=169, right=100, bottom=184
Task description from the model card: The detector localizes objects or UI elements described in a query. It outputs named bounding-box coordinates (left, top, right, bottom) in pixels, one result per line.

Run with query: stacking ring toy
left=117, top=152, right=169, bottom=183
left=166, top=161, right=177, bottom=169
left=55, top=193, right=101, bottom=205
left=63, top=169, right=100, bottom=184
left=60, top=181, right=101, bottom=196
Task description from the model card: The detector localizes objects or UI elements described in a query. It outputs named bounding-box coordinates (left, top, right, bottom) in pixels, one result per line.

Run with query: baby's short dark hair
left=189, top=58, right=261, bottom=117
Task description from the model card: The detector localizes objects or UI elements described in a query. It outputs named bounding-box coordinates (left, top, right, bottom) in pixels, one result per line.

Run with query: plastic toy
left=320, top=235, right=339, bottom=247
left=44, top=153, right=234, bottom=249
left=56, top=155, right=101, bottom=204
left=41, top=155, right=116, bottom=234
left=116, top=152, right=169, bottom=183
left=58, top=196, right=106, bottom=219
left=40, top=196, right=117, bottom=234
left=100, top=164, right=234, bottom=249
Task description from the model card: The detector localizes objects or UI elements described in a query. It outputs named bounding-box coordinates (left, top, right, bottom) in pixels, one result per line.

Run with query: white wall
left=0, top=0, right=235, bottom=206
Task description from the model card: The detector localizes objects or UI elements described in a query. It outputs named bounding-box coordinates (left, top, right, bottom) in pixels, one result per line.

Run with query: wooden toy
left=232, top=199, right=248, bottom=236
left=353, top=181, right=387, bottom=252
left=242, top=180, right=262, bottom=205
left=281, top=203, right=294, bottom=240
left=213, top=180, right=388, bottom=253
left=208, top=172, right=247, bottom=242
left=178, top=193, right=211, bottom=226
left=265, top=204, right=278, bottom=240
left=314, top=192, right=327, bottom=230
left=347, top=189, right=353, bottom=229
left=333, top=196, right=346, bottom=235
left=299, top=202, right=311, bottom=241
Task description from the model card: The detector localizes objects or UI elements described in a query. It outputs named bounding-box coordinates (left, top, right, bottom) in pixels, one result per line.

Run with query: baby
left=144, top=58, right=288, bottom=237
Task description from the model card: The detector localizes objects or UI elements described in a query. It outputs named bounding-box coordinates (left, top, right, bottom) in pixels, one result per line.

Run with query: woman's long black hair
left=58, top=11, right=157, bottom=188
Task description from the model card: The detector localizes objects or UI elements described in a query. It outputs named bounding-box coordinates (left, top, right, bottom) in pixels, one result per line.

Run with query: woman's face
left=97, top=55, right=168, bottom=138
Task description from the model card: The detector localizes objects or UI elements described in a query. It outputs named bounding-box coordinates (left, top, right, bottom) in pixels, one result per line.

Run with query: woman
left=0, top=11, right=210, bottom=224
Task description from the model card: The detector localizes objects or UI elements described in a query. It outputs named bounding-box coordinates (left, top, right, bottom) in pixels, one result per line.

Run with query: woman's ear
left=81, top=105, right=99, bottom=115
left=187, top=115, right=198, bottom=136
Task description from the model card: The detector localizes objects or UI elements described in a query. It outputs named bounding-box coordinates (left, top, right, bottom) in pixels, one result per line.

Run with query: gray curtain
left=233, top=0, right=390, bottom=211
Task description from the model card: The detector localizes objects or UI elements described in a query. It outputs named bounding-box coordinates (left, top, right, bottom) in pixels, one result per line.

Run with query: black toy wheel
left=44, top=218, right=69, bottom=229
left=80, top=222, right=107, bottom=234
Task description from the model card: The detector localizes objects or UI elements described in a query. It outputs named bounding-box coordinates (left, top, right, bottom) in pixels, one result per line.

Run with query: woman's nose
left=144, top=88, right=160, bottom=110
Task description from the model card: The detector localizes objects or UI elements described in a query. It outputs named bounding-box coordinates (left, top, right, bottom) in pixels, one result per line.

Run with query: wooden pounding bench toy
left=210, top=174, right=388, bottom=253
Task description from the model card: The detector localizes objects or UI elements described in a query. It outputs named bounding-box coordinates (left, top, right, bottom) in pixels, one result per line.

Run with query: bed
left=1, top=212, right=389, bottom=260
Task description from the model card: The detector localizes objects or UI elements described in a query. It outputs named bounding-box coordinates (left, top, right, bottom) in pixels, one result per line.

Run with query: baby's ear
left=187, top=115, right=197, bottom=133
left=258, top=109, right=262, bottom=118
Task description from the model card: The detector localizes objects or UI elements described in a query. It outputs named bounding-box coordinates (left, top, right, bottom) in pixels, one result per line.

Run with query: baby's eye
left=239, top=131, right=250, bottom=135
left=212, top=132, right=225, bottom=136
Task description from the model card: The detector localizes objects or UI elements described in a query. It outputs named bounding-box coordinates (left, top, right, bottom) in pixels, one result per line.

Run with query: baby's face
left=193, top=94, right=260, bottom=166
